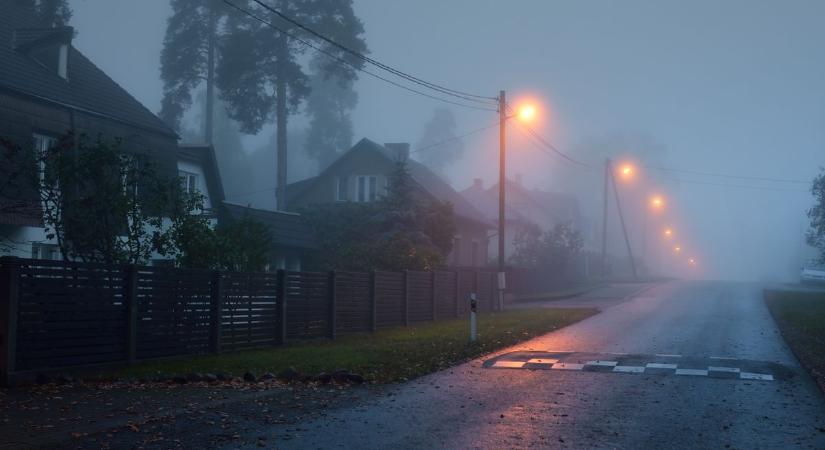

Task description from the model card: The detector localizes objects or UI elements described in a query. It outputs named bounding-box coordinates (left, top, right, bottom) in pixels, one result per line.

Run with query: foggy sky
left=68, top=0, right=825, bottom=281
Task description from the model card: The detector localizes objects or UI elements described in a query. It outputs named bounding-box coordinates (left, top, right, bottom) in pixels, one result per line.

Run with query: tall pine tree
left=15, top=0, right=72, bottom=27
left=159, top=0, right=225, bottom=139
left=216, top=0, right=366, bottom=211
left=304, top=54, right=358, bottom=170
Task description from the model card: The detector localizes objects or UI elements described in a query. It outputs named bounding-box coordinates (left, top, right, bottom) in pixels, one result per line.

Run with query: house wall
left=0, top=90, right=178, bottom=260
left=290, top=149, right=489, bottom=268
left=177, top=159, right=213, bottom=210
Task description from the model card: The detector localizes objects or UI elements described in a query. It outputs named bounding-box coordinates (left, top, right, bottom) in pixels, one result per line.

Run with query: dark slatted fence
left=0, top=257, right=499, bottom=383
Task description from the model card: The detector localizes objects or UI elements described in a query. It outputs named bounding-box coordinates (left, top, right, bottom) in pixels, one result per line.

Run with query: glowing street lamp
left=617, top=163, right=636, bottom=182
left=650, top=195, right=665, bottom=211
left=517, top=104, right=537, bottom=122
left=688, top=257, right=697, bottom=266
left=663, top=227, right=673, bottom=238
left=674, top=245, right=682, bottom=254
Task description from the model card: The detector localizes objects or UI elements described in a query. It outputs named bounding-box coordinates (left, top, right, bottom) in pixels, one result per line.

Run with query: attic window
left=57, top=43, right=68, bottom=79
left=29, top=43, right=69, bottom=80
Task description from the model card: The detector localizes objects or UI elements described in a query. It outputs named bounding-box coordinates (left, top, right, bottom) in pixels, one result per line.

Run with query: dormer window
left=57, top=43, right=68, bottom=79
left=14, top=26, right=74, bottom=80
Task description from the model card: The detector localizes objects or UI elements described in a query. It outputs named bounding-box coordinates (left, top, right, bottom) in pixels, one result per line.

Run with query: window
left=357, top=175, right=377, bottom=202
left=33, top=133, right=57, bottom=184
left=31, top=243, right=60, bottom=260
left=335, top=176, right=348, bottom=201
left=179, top=171, right=198, bottom=194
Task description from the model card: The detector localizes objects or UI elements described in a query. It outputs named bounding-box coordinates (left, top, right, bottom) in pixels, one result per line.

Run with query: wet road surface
left=252, top=281, right=825, bottom=449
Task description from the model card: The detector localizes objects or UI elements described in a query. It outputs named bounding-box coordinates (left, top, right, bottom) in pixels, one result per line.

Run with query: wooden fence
left=0, top=257, right=499, bottom=383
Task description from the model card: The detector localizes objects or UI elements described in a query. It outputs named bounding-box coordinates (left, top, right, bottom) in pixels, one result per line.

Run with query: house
left=286, top=138, right=492, bottom=267
left=176, top=144, right=225, bottom=223
left=220, top=202, right=317, bottom=271
left=461, top=176, right=584, bottom=262
left=0, top=4, right=178, bottom=259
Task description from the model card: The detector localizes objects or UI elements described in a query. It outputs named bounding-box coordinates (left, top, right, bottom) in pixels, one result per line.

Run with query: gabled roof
left=460, top=181, right=531, bottom=224
left=177, top=144, right=225, bottom=208
left=221, top=202, right=318, bottom=250
left=0, top=5, right=176, bottom=137
left=286, top=138, right=491, bottom=227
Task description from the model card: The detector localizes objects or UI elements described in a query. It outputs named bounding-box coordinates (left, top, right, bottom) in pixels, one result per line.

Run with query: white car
left=801, top=262, right=825, bottom=284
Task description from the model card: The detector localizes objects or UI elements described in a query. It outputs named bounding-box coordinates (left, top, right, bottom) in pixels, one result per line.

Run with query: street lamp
left=497, top=92, right=537, bottom=310
left=663, top=227, right=673, bottom=238
left=618, top=163, right=636, bottom=181
left=674, top=245, right=682, bottom=254
left=650, top=195, right=665, bottom=211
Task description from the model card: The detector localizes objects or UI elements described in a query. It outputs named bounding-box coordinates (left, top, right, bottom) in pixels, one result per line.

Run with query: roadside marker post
left=469, top=292, right=478, bottom=343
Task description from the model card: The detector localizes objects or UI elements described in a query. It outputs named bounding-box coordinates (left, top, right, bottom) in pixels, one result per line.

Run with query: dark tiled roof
left=459, top=182, right=530, bottom=224
left=178, top=144, right=226, bottom=208
left=221, top=202, right=317, bottom=250
left=0, top=4, right=176, bottom=137
left=287, top=138, right=492, bottom=227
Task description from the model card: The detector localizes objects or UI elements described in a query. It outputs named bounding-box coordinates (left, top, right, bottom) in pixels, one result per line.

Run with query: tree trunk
left=204, top=3, right=216, bottom=145
left=275, top=36, right=288, bottom=211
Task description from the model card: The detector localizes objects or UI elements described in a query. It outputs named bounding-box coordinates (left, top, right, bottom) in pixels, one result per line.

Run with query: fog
left=68, top=0, right=824, bottom=282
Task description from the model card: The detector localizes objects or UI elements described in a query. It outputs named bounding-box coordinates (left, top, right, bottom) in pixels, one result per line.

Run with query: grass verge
left=511, top=283, right=604, bottom=303
left=119, top=307, right=597, bottom=383
left=765, top=289, right=825, bottom=392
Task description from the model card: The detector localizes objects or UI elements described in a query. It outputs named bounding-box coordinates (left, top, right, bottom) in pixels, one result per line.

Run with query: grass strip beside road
left=765, top=289, right=825, bottom=393
left=119, top=308, right=597, bottom=384
left=511, top=283, right=604, bottom=303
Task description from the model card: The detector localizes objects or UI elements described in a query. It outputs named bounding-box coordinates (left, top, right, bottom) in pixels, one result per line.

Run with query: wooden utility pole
left=497, top=90, right=506, bottom=310
left=601, top=158, right=609, bottom=277
left=608, top=159, right=638, bottom=280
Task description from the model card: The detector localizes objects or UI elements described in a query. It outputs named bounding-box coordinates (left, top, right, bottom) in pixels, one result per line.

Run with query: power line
left=411, top=121, right=499, bottom=154
left=223, top=0, right=496, bottom=112
left=221, top=0, right=497, bottom=112
left=644, top=165, right=809, bottom=185
left=248, top=0, right=498, bottom=105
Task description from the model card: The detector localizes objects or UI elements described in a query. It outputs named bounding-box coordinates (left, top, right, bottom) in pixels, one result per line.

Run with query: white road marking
left=526, top=358, right=558, bottom=364
left=613, top=366, right=646, bottom=373
left=675, top=369, right=708, bottom=376
left=740, top=372, right=774, bottom=381
left=655, top=354, right=683, bottom=358
left=709, top=356, right=737, bottom=360
left=493, top=361, right=526, bottom=369
left=646, top=363, right=678, bottom=370
left=585, top=360, right=619, bottom=367
left=708, top=366, right=740, bottom=373
left=551, top=363, right=584, bottom=370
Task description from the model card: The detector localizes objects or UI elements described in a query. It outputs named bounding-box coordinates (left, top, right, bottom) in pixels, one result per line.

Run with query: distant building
left=0, top=4, right=178, bottom=260
left=286, top=138, right=493, bottom=267
left=460, top=176, right=584, bottom=262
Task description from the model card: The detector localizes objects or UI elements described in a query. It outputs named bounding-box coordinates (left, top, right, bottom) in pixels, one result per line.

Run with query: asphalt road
left=254, top=281, right=825, bottom=449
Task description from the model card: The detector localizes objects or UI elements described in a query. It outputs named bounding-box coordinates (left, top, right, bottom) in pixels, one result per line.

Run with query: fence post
left=276, top=269, right=287, bottom=344
left=431, top=271, right=438, bottom=321
left=454, top=270, right=460, bottom=318
left=210, top=270, right=223, bottom=353
left=124, top=264, right=138, bottom=365
left=370, top=271, right=377, bottom=332
left=0, top=257, right=20, bottom=385
left=328, top=270, right=337, bottom=339
left=403, top=270, right=410, bottom=326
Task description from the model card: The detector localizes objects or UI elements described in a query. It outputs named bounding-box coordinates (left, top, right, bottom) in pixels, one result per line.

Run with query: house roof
left=286, top=138, right=492, bottom=227
left=178, top=144, right=225, bottom=209
left=460, top=181, right=530, bottom=224
left=486, top=179, right=582, bottom=228
left=220, top=202, right=318, bottom=250
left=0, top=5, right=176, bottom=137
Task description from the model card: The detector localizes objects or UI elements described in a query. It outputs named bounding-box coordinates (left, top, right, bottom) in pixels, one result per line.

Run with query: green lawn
left=765, top=289, right=825, bottom=391
left=119, top=307, right=597, bottom=383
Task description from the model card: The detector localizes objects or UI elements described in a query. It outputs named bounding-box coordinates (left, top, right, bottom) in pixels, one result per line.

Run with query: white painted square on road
left=646, top=363, right=678, bottom=370
left=585, top=360, right=618, bottom=367
left=708, top=366, right=740, bottom=373
left=551, top=363, right=584, bottom=370
left=613, top=366, right=645, bottom=373
left=675, top=369, right=708, bottom=376
left=740, top=372, right=774, bottom=381
left=493, top=361, right=526, bottom=369
left=527, top=358, right=558, bottom=364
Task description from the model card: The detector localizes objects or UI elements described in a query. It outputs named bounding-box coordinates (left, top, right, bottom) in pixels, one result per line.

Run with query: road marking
left=740, top=372, right=774, bottom=381
left=655, top=354, right=683, bottom=358
left=646, top=363, right=678, bottom=370
left=675, top=369, right=708, bottom=376
left=526, top=358, right=558, bottom=364
left=613, top=366, right=645, bottom=373
left=551, top=363, right=584, bottom=370
left=709, top=356, right=737, bottom=360
left=493, top=361, right=526, bottom=369
left=585, top=360, right=618, bottom=367
left=708, top=366, right=740, bottom=373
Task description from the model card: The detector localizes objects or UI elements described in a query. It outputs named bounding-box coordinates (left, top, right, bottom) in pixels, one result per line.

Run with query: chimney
left=384, top=143, right=410, bottom=161
left=473, top=178, right=484, bottom=189
left=515, top=173, right=523, bottom=187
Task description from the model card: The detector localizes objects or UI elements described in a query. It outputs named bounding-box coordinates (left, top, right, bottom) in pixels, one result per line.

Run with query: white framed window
left=357, top=175, right=378, bottom=202
left=335, top=176, right=348, bottom=201
left=31, top=243, right=61, bottom=260
left=179, top=171, right=198, bottom=194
